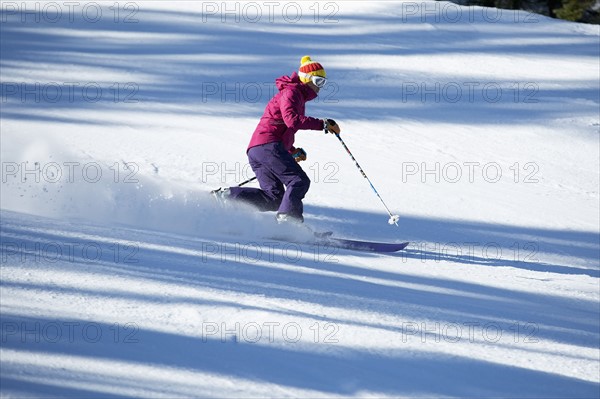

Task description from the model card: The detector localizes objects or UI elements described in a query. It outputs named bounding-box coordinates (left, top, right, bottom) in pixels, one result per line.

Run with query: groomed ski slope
left=1, top=1, right=599, bottom=397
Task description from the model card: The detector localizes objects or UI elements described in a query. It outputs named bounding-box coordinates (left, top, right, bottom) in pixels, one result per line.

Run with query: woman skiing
left=216, top=56, right=340, bottom=223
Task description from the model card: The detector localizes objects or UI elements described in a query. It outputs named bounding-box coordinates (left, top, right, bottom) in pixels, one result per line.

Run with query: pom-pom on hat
left=298, top=56, right=326, bottom=83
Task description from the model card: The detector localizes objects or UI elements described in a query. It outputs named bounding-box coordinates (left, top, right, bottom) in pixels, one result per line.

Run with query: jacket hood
left=275, top=72, right=318, bottom=102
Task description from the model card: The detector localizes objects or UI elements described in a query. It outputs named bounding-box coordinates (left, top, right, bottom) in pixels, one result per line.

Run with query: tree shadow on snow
left=1, top=210, right=599, bottom=397
left=1, top=5, right=598, bottom=124
left=1, top=314, right=598, bottom=398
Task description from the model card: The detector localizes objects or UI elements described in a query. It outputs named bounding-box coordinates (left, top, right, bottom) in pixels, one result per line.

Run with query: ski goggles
left=299, top=72, right=328, bottom=88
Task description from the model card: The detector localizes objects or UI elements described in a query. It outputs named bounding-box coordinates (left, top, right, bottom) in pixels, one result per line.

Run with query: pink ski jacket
left=247, top=72, right=323, bottom=152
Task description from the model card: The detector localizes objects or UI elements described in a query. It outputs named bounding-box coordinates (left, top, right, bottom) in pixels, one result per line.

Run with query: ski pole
left=237, top=175, right=257, bottom=187
left=333, top=133, right=400, bottom=226
left=211, top=175, right=255, bottom=196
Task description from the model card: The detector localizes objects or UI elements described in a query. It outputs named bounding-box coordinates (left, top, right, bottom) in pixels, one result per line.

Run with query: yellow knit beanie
left=298, top=56, right=326, bottom=83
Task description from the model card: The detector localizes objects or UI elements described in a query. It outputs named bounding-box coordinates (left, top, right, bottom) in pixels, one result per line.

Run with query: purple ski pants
left=228, top=141, right=310, bottom=219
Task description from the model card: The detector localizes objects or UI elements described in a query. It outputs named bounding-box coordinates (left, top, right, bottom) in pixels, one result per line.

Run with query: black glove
left=323, top=118, right=341, bottom=134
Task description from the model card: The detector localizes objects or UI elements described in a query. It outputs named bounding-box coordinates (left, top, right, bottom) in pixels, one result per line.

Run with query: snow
left=1, top=1, right=599, bottom=397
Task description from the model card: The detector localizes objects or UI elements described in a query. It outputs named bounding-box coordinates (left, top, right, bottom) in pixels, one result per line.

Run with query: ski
left=318, top=236, right=409, bottom=253
left=265, top=229, right=408, bottom=253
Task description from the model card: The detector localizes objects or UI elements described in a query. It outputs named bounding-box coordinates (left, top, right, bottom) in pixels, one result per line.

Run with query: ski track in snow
left=1, top=1, right=599, bottom=397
